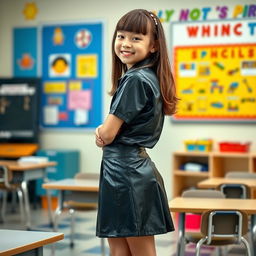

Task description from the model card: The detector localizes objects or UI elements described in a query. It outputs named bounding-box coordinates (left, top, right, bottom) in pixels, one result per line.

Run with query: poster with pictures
left=41, top=21, right=103, bottom=129
left=171, top=19, right=256, bottom=122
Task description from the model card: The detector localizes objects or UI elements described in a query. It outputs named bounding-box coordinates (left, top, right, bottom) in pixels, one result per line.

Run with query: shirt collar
left=126, top=57, right=153, bottom=74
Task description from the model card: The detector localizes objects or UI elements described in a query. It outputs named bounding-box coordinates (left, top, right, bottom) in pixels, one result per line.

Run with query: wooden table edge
left=42, top=183, right=99, bottom=192
left=0, top=161, right=57, bottom=171
left=169, top=197, right=256, bottom=215
left=0, top=233, right=64, bottom=255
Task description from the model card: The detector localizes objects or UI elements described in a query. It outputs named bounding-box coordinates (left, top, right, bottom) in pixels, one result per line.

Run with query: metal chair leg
left=241, top=237, right=252, bottom=256
left=196, top=237, right=207, bottom=256
left=1, top=191, right=7, bottom=222
left=11, top=191, right=17, bottom=213
left=69, top=208, right=75, bottom=248
left=17, top=189, right=24, bottom=222
left=53, top=207, right=62, bottom=232
left=21, top=181, right=31, bottom=229
left=0, top=190, right=7, bottom=222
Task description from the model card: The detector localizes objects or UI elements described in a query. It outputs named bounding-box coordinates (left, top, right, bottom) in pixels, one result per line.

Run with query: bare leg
left=126, top=236, right=157, bottom=256
left=108, top=237, right=132, bottom=256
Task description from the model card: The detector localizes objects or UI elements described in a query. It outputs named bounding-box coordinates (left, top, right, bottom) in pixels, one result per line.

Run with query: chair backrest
left=225, top=171, right=256, bottom=179
left=218, top=183, right=250, bottom=199
left=200, top=210, right=248, bottom=244
left=74, top=172, right=99, bottom=180
left=182, top=189, right=225, bottom=198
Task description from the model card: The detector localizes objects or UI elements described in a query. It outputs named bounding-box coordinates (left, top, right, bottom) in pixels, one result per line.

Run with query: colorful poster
left=171, top=19, right=256, bottom=122
left=13, top=27, right=37, bottom=77
left=41, top=22, right=103, bottom=129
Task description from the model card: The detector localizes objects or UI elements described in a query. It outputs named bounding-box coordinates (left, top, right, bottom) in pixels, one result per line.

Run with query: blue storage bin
left=36, top=149, right=80, bottom=196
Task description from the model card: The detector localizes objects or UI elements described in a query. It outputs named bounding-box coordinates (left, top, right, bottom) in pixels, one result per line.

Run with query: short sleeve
left=110, top=75, right=149, bottom=124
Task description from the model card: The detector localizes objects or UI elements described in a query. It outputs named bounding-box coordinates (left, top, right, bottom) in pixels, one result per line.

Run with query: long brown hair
left=110, top=9, right=178, bottom=115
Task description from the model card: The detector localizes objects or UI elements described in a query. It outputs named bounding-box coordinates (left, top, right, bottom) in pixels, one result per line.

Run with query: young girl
left=95, top=9, right=178, bottom=256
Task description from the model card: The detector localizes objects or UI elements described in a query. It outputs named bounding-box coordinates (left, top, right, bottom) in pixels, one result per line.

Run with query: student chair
left=181, top=189, right=225, bottom=255
left=196, top=210, right=251, bottom=256
left=218, top=183, right=250, bottom=199
left=218, top=179, right=253, bottom=245
left=0, top=165, right=24, bottom=222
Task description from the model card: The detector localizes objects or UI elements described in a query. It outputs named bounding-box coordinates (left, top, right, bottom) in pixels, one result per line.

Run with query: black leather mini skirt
left=96, top=143, right=175, bottom=238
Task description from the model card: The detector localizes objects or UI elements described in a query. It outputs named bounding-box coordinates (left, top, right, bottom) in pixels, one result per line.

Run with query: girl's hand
left=95, top=125, right=105, bottom=147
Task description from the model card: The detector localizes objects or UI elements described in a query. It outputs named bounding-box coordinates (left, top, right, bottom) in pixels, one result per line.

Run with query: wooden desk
left=43, top=178, right=99, bottom=192
left=169, top=197, right=256, bottom=256
left=0, top=161, right=56, bottom=229
left=43, top=178, right=99, bottom=227
left=0, top=229, right=63, bottom=255
left=42, top=179, right=104, bottom=255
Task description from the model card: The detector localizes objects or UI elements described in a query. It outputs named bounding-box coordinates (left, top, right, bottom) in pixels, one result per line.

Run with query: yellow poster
left=174, top=44, right=256, bottom=120
left=44, top=81, right=66, bottom=94
left=77, top=54, right=97, bottom=78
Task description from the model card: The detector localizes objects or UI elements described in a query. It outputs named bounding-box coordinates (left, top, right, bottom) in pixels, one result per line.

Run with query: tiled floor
left=0, top=202, right=247, bottom=256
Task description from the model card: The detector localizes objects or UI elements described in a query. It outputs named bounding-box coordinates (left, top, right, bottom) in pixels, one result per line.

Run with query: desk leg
left=177, top=212, right=186, bottom=256
left=45, top=189, right=54, bottom=227
left=100, top=238, right=106, bottom=256
left=21, top=180, right=31, bottom=229
left=43, top=174, right=54, bottom=227
left=0, top=191, right=7, bottom=222
left=53, top=190, right=64, bottom=232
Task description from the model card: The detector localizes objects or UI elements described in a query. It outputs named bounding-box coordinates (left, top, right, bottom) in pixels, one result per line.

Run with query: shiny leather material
left=96, top=58, right=174, bottom=238
left=96, top=145, right=174, bottom=238
left=109, top=58, right=164, bottom=148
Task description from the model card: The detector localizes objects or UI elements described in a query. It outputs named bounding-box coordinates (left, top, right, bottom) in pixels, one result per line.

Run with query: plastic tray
left=219, top=142, right=251, bottom=153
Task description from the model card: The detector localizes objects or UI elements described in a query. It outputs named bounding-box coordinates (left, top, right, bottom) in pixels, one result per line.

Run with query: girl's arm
left=95, top=114, right=124, bottom=147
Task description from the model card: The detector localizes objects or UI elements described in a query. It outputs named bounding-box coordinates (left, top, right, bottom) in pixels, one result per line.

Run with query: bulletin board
left=13, top=27, right=38, bottom=77
left=171, top=19, right=256, bottom=122
left=40, top=21, right=104, bottom=129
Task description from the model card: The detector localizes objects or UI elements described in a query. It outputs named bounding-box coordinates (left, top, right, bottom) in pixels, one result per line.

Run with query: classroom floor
left=0, top=202, right=248, bottom=256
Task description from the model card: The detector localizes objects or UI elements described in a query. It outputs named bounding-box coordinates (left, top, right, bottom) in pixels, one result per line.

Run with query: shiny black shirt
left=109, top=59, right=164, bottom=148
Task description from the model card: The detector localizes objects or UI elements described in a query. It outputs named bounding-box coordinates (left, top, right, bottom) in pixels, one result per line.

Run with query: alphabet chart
left=171, top=19, right=256, bottom=122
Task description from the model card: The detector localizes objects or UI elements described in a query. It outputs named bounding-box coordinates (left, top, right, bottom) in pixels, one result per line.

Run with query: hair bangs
left=116, top=10, right=149, bottom=35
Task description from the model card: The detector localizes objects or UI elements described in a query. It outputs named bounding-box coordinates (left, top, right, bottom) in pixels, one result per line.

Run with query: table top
left=169, top=197, right=256, bottom=214
left=43, top=178, right=99, bottom=192
left=0, top=229, right=64, bottom=255
left=0, top=160, right=56, bottom=171
left=197, top=177, right=256, bottom=189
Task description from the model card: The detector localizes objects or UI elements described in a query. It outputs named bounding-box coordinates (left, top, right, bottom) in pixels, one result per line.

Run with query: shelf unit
left=172, top=151, right=256, bottom=198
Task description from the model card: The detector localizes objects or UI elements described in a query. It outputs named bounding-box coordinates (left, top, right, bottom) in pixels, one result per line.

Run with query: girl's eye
left=117, top=34, right=124, bottom=39
left=133, top=37, right=141, bottom=41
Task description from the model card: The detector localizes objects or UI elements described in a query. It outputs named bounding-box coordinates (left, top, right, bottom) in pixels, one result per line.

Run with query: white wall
left=0, top=0, right=255, bottom=198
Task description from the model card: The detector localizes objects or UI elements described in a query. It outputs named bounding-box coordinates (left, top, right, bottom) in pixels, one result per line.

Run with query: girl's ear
left=150, top=40, right=158, bottom=53
left=150, top=48, right=156, bottom=53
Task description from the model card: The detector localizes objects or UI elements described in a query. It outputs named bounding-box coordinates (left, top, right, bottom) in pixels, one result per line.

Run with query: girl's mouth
left=121, top=51, right=134, bottom=57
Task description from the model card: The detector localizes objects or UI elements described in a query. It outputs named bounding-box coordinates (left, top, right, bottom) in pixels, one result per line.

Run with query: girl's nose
left=122, top=39, right=131, bottom=48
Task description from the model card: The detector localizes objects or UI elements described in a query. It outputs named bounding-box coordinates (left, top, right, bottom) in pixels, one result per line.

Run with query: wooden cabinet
left=172, top=151, right=256, bottom=197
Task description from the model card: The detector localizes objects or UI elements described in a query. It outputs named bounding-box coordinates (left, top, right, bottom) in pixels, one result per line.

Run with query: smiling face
left=114, top=29, right=156, bottom=69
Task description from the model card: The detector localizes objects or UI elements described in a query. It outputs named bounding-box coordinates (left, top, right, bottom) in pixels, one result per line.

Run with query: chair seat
left=186, top=232, right=238, bottom=245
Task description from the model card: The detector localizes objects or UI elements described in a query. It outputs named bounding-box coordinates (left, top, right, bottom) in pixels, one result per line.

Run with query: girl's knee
left=126, top=236, right=157, bottom=256
left=108, top=238, right=132, bottom=256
